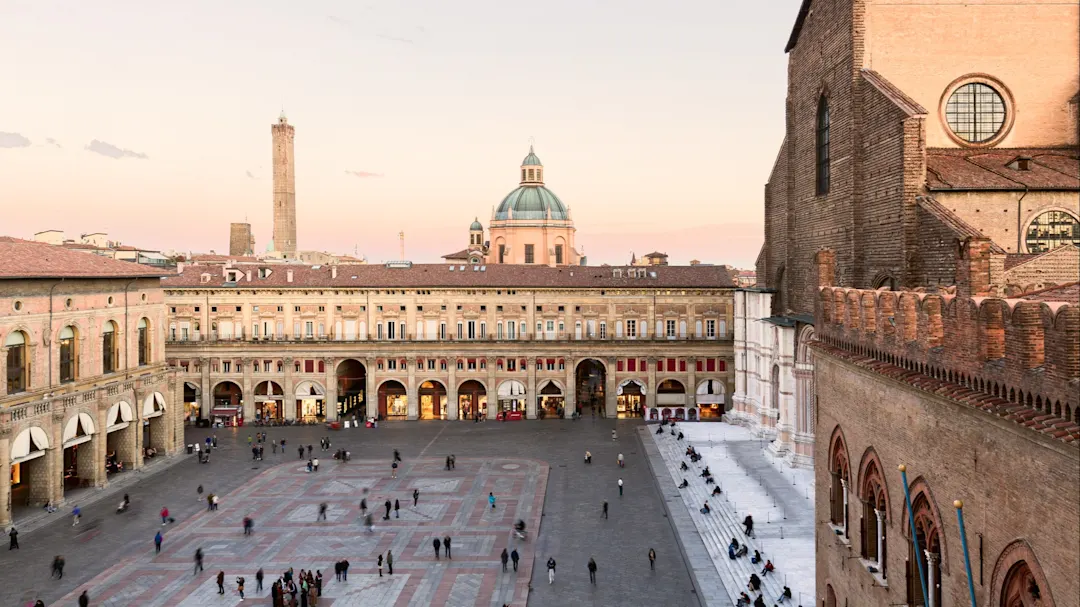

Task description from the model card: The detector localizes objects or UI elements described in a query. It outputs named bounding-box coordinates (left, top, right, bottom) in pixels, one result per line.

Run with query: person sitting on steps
left=700, top=466, right=711, bottom=478
left=680, top=461, right=689, bottom=471
left=760, top=560, right=775, bottom=576
left=656, top=425, right=664, bottom=435
left=751, top=550, right=761, bottom=564
left=699, top=501, right=711, bottom=514
left=678, top=479, right=689, bottom=489
left=747, top=572, right=761, bottom=592
left=705, top=475, right=715, bottom=485
left=778, top=586, right=793, bottom=603
left=677, top=431, right=684, bottom=440
left=734, top=544, right=749, bottom=558
left=711, top=485, right=722, bottom=496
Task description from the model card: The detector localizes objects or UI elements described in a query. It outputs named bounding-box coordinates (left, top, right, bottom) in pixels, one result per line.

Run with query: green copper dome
left=495, top=185, right=568, bottom=220
left=470, top=218, right=483, bottom=231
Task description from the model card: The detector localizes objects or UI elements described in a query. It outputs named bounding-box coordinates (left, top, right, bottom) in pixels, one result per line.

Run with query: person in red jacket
left=161, top=506, right=170, bottom=526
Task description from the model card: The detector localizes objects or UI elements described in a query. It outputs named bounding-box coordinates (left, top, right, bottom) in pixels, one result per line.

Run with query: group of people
left=270, top=567, right=321, bottom=607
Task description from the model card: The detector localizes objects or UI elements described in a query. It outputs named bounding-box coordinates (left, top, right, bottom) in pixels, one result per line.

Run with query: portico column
left=526, top=357, right=538, bottom=419
left=486, top=357, right=497, bottom=419
left=241, top=357, right=254, bottom=422
left=364, top=358, right=377, bottom=420
left=0, top=429, right=11, bottom=529
left=93, top=402, right=109, bottom=488
left=447, top=364, right=458, bottom=420
left=841, top=479, right=849, bottom=538
left=407, top=360, right=418, bottom=420
left=646, top=357, right=657, bottom=410
left=283, top=357, right=296, bottom=421
left=200, top=357, right=211, bottom=420
left=564, top=358, right=575, bottom=417
left=129, top=389, right=144, bottom=471
left=324, top=358, right=338, bottom=421
left=687, top=356, right=697, bottom=410
left=925, top=551, right=938, bottom=607
left=48, top=408, right=65, bottom=504
left=604, top=357, right=617, bottom=418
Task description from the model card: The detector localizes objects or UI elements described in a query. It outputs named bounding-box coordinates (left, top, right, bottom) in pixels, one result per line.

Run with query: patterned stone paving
left=53, top=458, right=548, bottom=606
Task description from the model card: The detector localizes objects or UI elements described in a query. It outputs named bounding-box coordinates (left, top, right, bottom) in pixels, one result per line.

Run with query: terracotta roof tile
left=162, top=263, right=735, bottom=290
left=0, top=237, right=169, bottom=279
left=926, top=147, right=1080, bottom=191
left=1021, top=281, right=1080, bottom=304
left=441, top=249, right=471, bottom=260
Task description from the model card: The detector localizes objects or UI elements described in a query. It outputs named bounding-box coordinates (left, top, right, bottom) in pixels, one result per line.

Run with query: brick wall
left=814, top=351, right=1079, bottom=607
left=763, top=139, right=788, bottom=299
left=1002, top=245, right=1080, bottom=295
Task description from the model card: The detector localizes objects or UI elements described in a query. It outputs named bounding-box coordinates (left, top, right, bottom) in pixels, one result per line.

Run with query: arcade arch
left=378, top=379, right=407, bottom=420
left=497, top=379, right=527, bottom=416
left=575, top=359, right=606, bottom=417
left=419, top=380, right=447, bottom=419
left=457, top=379, right=487, bottom=421
left=254, top=381, right=284, bottom=422
left=616, top=378, right=646, bottom=418
left=296, top=380, right=326, bottom=422
left=336, top=359, right=367, bottom=418
left=538, top=379, right=565, bottom=419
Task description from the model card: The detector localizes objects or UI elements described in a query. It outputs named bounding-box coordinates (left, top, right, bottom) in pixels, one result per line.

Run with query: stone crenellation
left=814, top=285, right=1080, bottom=441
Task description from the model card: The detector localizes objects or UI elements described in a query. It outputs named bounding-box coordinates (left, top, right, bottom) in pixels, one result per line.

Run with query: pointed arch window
left=816, top=95, right=831, bottom=196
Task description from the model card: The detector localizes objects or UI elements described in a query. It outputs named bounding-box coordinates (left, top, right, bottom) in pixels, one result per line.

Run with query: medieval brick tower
left=271, top=111, right=297, bottom=257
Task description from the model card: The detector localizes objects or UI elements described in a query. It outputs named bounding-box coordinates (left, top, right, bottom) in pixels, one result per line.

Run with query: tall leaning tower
left=271, top=111, right=297, bottom=257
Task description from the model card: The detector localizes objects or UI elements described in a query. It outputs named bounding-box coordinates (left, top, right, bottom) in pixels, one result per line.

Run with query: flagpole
left=954, top=500, right=978, bottom=607
left=900, top=465, right=929, bottom=606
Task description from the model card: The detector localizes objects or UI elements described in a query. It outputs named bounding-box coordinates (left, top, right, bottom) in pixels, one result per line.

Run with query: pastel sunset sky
left=1, top=0, right=801, bottom=267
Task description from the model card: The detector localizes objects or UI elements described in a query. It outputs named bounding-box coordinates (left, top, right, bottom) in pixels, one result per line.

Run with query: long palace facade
left=164, top=261, right=735, bottom=423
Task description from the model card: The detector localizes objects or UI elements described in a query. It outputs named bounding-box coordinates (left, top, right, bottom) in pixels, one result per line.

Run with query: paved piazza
left=5, top=420, right=701, bottom=606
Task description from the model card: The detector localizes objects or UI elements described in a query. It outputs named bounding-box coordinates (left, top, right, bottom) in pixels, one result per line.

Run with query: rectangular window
left=507, top=322, right=516, bottom=340
left=666, top=319, right=676, bottom=338
left=497, top=322, right=504, bottom=340
left=626, top=319, right=637, bottom=338
left=467, top=321, right=476, bottom=340
left=599, top=321, right=607, bottom=339
left=696, top=359, right=703, bottom=372
left=679, top=359, right=687, bottom=372
left=294, top=322, right=301, bottom=338
left=555, top=244, right=563, bottom=264
left=399, top=322, right=405, bottom=340
left=318, top=323, right=326, bottom=338
left=223, top=361, right=232, bottom=373
left=457, top=322, right=464, bottom=340
left=667, top=358, right=676, bottom=372
left=524, top=244, right=535, bottom=264
left=318, top=360, right=325, bottom=373
left=427, top=359, right=435, bottom=370
left=387, top=322, right=396, bottom=340
left=467, top=359, right=477, bottom=371
left=498, top=244, right=505, bottom=264
left=546, top=359, right=555, bottom=371
left=520, top=322, right=526, bottom=339
left=718, top=360, right=726, bottom=372
left=480, top=322, right=487, bottom=339
left=377, top=324, right=384, bottom=340
left=440, top=322, right=447, bottom=340
left=305, top=360, right=314, bottom=373
left=295, top=361, right=301, bottom=373
left=305, top=321, right=314, bottom=338
left=387, top=359, right=397, bottom=370
left=537, top=322, right=543, bottom=339
left=628, top=358, right=637, bottom=372
left=440, top=359, right=447, bottom=371
left=617, top=359, right=625, bottom=372
left=706, top=319, right=716, bottom=338
left=507, top=358, right=517, bottom=372
left=253, top=323, right=259, bottom=338
left=706, top=359, right=716, bottom=372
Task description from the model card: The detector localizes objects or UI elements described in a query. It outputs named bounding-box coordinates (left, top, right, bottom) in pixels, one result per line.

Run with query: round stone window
left=1025, top=210, right=1080, bottom=253
left=944, top=81, right=1007, bottom=144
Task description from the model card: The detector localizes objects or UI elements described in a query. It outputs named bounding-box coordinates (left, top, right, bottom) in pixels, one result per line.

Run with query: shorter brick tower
left=229, top=222, right=254, bottom=256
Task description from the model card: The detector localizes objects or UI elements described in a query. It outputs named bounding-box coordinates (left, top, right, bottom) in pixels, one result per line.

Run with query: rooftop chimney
left=331, top=266, right=337, bottom=279
left=245, top=270, right=252, bottom=282
left=286, top=269, right=294, bottom=283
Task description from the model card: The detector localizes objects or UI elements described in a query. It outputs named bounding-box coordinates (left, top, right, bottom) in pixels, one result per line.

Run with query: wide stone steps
left=648, top=429, right=787, bottom=605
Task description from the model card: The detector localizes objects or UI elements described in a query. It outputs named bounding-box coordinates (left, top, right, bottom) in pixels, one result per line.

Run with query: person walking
left=237, top=575, right=245, bottom=600
left=197, top=484, right=204, bottom=502
left=413, top=488, right=419, bottom=507
left=393, top=449, right=401, bottom=462
left=433, top=537, right=441, bottom=559
left=318, top=503, right=328, bottom=522
left=384, top=499, right=392, bottom=520
left=212, top=494, right=220, bottom=511
left=489, top=492, right=496, bottom=510
left=360, top=498, right=367, bottom=516
left=51, top=555, right=65, bottom=579
left=394, top=499, right=400, bottom=518
left=341, top=559, right=350, bottom=581
left=587, top=557, right=597, bottom=584
left=256, top=568, right=264, bottom=593
left=648, top=548, right=656, bottom=571
left=72, top=504, right=81, bottom=526
left=307, top=444, right=313, bottom=457
left=298, top=446, right=304, bottom=460
left=161, top=506, right=170, bottom=526
left=8, top=527, right=17, bottom=550
left=443, top=536, right=451, bottom=559
left=510, top=548, right=519, bottom=572
left=546, top=557, right=556, bottom=584
left=217, top=571, right=226, bottom=594
left=377, top=554, right=383, bottom=577
left=194, top=548, right=204, bottom=575
left=500, top=548, right=509, bottom=572
left=312, top=457, right=319, bottom=472
left=154, top=531, right=163, bottom=554
left=391, top=460, right=398, bottom=478
left=334, top=561, right=342, bottom=582
left=743, top=514, right=754, bottom=537
left=386, top=550, right=393, bottom=575
left=618, top=478, right=624, bottom=496
left=602, top=501, right=608, bottom=519
left=78, top=591, right=89, bottom=607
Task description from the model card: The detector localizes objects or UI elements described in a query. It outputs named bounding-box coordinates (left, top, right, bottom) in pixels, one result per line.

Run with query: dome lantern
left=520, top=145, right=544, bottom=185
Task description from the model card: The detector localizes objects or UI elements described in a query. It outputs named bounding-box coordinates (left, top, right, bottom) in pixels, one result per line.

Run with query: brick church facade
left=732, top=0, right=1079, bottom=604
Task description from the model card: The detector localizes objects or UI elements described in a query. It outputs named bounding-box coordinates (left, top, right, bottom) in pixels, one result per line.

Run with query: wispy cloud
left=45, top=137, right=62, bottom=148
left=346, top=170, right=384, bottom=178
left=85, top=139, right=148, bottom=160
left=0, top=132, right=31, bottom=148
left=246, top=170, right=258, bottom=180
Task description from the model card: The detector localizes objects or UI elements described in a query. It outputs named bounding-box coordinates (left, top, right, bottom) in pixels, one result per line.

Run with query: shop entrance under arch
left=696, top=379, right=726, bottom=419
left=575, top=359, right=606, bottom=417
left=296, top=381, right=326, bottom=422
left=458, top=380, right=487, bottom=421
left=497, top=380, right=527, bottom=419
left=419, top=380, right=447, bottom=420
left=617, top=379, right=646, bottom=418
left=538, top=379, right=564, bottom=419
left=212, top=381, right=243, bottom=426
left=63, top=412, right=97, bottom=490
left=378, top=380, right=407, bottom=420
left=105, top=400, right=136, bottom=473
left=141, top=392, right=168, bottom=460
left=183, top=382, right=201, bottom=424
left=12, top=426, right=51, bottom=507
left=336, top=359, right=367, bottom=418
left=254, top=381, right=284, bottom=422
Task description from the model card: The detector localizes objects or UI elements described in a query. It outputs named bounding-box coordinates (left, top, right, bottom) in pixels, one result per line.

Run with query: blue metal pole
left=900, top=465, right=930, bottom=606
left=954, top=501, right=978, bottom=607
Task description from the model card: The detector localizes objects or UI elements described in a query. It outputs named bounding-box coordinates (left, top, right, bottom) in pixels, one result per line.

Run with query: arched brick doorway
left=377, top=380, right=407, bottom=420
left=419, top=380, right=447, bottom=420
left=336, top=359, right=367, bottom=418
left=458, top=380, right=487, bottom=421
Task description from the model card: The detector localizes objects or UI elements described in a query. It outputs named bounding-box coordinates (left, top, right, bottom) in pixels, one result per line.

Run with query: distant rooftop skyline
left=0, top=0, right=802, bottom=267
